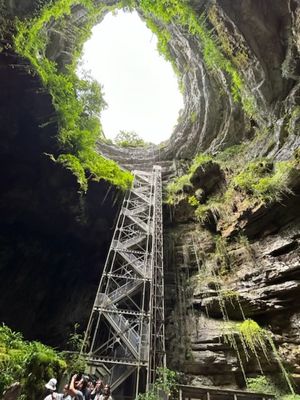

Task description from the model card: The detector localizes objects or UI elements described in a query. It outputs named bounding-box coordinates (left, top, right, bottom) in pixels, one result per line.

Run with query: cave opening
left=2, top=0, right=300, bottom=396
left=79, top=9, right=184, bottom=145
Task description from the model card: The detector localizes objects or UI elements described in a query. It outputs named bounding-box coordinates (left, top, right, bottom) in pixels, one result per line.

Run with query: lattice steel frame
left=81, top=166, right=165, bottom=398
left=147, top=166, right=166, bottom=385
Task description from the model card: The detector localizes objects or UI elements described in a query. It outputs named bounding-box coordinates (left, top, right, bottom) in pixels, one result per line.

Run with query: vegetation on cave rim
left=167, top=147, right=299, bottom=224
left=138, top=0, right=257, bottom=117
left=14, top=0, right=133, bottom=191
left=166, top=144, right=250, bottom=206
left=166, top=153, right=213, bottom=204
left=207, top=4, right=250, bottom=71
left=11, top=0, right=259, bottom=192
left=114, top=130, right=148, bottom=148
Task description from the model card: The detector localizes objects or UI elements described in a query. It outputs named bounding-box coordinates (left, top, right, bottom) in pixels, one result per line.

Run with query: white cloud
left=79, top=10, right=183, bottom=144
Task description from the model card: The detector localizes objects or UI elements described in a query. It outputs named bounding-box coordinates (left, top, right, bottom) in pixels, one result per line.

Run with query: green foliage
left=62, top=324, right=86, bottom=375
left=241, top=91, right=257, bottom=118
left=56, top=148, right=133, bottom=191
left=114, top=130, right=147, bottom=148
left=57, top=154, right=88, bottom=191
left=194, top=203, right=211, bottom=222
left=0, top=325, right=66, bottom=399
left=215, top=144, right=247, bottom=169
left=155, top=367, right=177, bottom=395
left=190, top=111, right=198, bottom=124
left=166, top=153, right=226, bottom=217
left=138, top=0, right=255, bottom=114
left=215, top=235, right=231, bottom=273
left=220, top=289, right=240, bottom=299
left=66, top=323, right=83, bottom=352
left=166, top=174, right=192, bottom=205
left=77, top=72, right=107, bottom=118
left=233, top=159, right=272, bottom=190
left=168, top=150, right=298, bottom=228
left=189, top=153, right=213, bottom=175
left=287, top=106, right=300, bottom=136
left=14, top=0, right=133, bottom=191
left=247, top=376, right=299, bottom=400
left=194, top=195, right=223, bottom=225
left=144, top=18, right=171, bottom=61
left=247, top=375, right=278, bottom=395
left=232, top=159, right=294, bottom=203
left=237, top=319, right=269, bottom=357
left=166, top=153, right=213, bottom=205
left=208, top=4, right=249, bottom=70
left=225, top=319, right=295, bottom=395
left=137, top=367, right=177, bottom=400
left=140, top=17, right=184, bottom=92
left=188, top=195, right=199, bottom=207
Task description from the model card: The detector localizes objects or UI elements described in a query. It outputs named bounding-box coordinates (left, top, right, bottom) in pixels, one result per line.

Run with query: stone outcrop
left=190, top=161, right=225, bottom=197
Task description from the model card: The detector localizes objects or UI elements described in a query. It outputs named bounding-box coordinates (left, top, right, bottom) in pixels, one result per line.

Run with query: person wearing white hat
left=45, top=379, right=57, bottom=392
left=43, top=379, right=72, bottom=400
left=44, top=378, right=59, bottom=400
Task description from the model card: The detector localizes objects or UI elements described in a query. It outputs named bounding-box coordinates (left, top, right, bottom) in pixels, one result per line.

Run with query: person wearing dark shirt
left=68, top=374, right=87, bottom=400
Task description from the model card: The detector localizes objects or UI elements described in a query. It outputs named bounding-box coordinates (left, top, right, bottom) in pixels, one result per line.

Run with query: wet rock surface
left=0, top=50, right=122, bottom=345
left=1, top=0, right=300, bottom=391
left=164, top=198, right=300, bottom=387
left=13, top=0, right=299, bottom=164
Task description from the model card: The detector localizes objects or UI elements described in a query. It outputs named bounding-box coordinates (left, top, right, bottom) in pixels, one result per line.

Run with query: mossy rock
left=190, top=160, right=225, bottom=196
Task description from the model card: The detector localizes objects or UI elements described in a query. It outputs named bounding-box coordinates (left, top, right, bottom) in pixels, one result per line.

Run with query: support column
left=81, top=166, right=165, bottom=398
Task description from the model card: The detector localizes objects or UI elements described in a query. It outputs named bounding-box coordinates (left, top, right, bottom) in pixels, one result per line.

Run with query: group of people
left=44, top=375, right=112, bottom=400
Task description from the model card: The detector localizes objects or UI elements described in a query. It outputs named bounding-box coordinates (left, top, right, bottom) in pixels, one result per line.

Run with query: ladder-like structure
left=82, top=166, right=165, bottom=398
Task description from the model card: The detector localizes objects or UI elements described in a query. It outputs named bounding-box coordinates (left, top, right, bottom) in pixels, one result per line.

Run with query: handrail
left=177, top=384, right=276, bottom=400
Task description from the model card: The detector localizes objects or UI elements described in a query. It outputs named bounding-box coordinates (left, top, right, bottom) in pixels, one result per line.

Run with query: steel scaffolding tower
left=82, top=166, right=165, bottom=398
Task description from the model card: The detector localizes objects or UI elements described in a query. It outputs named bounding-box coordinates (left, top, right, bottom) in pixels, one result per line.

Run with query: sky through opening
left=79, top=10, right=184, bottom=144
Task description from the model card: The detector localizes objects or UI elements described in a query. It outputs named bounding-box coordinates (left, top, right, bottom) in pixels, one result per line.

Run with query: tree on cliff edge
left=114, top=130, right=146, bottom=148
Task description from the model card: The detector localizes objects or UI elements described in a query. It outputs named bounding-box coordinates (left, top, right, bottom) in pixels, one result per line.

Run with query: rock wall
left=0, top=0, right=300, bottom=391
left=163, top=161, right=300, bottom=388
left=7, top=0, right=298, bottom=167
left=0, top=49, right=123, bottom=346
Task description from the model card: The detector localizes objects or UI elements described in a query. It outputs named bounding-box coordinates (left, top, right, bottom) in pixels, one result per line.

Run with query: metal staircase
left=82, top=166, right=165, bottom=398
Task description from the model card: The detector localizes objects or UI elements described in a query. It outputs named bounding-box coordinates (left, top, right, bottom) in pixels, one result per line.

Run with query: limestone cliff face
left=6, top=0, right=298, bottom=166
left=164, top=203, right=300, bottom=387
left=1, top=0, right=300, bottom=390
left=75, top=0, right=300, bottom=163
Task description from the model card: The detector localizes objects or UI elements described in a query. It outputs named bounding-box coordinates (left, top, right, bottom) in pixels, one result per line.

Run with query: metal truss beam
left=81, top=166, right=165, bottom=398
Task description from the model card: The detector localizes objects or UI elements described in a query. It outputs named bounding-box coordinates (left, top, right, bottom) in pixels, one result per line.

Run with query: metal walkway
left=81, top=166, right=165, bottom=398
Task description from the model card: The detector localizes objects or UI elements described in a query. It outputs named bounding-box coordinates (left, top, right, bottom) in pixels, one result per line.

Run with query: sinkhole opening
left=79, top=10, right=184, bottom=145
